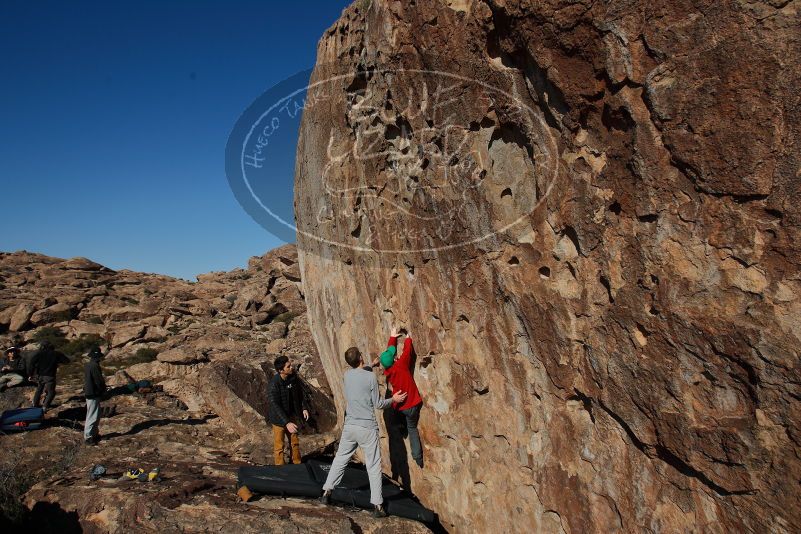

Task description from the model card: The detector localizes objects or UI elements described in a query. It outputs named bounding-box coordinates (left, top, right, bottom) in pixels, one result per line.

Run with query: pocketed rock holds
left=295, top=1, right=801, bottom=533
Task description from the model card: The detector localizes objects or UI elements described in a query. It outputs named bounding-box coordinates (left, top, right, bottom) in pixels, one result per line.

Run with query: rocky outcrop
left=0, top=245, right=333, bottom=446
left=0, top=367, right=426, bottom=534
left=0, top=246, right=379, bottom=532
left=296, top=1, right=801, bottom=532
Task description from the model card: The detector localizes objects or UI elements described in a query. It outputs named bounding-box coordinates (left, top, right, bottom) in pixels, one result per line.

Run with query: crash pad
left=0, top=406, right=44, bottom=431
left=237, top=458, right=435, bottom=523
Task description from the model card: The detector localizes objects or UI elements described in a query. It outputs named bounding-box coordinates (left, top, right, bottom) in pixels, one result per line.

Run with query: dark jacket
left=1, top=354, right=25, bottom=375
left=31, top=347, right=69, bottom=378
left=84, top=357, right=107, bottom=400
left=268, top=372, right=306, bottom=427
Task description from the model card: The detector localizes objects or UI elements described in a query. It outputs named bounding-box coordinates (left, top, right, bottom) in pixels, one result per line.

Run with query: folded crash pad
left=237, top=458, right=434, bottom=523
left=237, top=463, right=322, bottom=498
left=0, top=407, right=44, bottom=431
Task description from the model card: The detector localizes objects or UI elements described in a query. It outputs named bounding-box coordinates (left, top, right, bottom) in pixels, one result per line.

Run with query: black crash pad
left=237, top=458, right=434, bottom=523
left=0, top=407, right=44, bottom=431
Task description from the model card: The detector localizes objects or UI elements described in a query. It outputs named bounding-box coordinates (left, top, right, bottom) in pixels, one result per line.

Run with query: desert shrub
left=62, top=334, right=104, bottom=358
left=31, top=326, right=67, bottom=350
left=132, top=347, right=158, bottom=363
left=0, top=440, right=80, bottom=528
left=0, top=454, right=36, bottom=525
left=273, top=311, right=300, bottom=324
left=49, top=309, right=75, bottom=322
left=104, top=347, right=159, bottom=372
left=31, top=330, right=104, bottom=383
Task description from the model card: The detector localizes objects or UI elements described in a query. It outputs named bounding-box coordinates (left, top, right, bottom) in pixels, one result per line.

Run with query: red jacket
left=383, top=336, right=423, bottom=411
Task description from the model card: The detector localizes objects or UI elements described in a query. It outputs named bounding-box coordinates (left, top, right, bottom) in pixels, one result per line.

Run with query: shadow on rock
left=382, top=390, right=411, bottom=493
left=103, top=415, right=216, bottom=439
left=27, top=501, right=82, bottom=534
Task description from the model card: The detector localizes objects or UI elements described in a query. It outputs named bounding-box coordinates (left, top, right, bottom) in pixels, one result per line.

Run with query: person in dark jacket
left=268, top=355, right=309, bottom=465
left=83, top=346, right=107, bottom=445
left=31, top=340, right=70, bottom=412
left=0, top=346, right=25, bottom=391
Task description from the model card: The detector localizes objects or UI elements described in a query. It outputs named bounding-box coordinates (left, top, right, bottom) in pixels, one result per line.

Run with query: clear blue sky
left=0, top=0, right=352, bottom=280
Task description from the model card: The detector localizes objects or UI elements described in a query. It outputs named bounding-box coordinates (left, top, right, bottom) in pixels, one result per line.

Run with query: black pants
left=34, top=376, right=56, bottom=410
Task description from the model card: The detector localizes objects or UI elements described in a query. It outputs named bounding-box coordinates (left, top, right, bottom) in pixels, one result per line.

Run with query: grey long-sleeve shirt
left=343, top=367, right=393, bottom=430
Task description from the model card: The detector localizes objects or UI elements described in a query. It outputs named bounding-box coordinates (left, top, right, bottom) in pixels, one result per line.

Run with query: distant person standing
left=83, top=346, right=107, bottom=445
left=268, top=356, right=309, bottom=465
left=319, top=346, right=407, bottom=518
left=31, top=340, right=69, bottom=413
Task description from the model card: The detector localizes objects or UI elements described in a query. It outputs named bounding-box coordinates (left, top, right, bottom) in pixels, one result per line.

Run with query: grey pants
left=0, top=373, right=24, bottom=389
left=84, top=398, right=100, bottom=440
left=323, top=424, right=383, bottom=505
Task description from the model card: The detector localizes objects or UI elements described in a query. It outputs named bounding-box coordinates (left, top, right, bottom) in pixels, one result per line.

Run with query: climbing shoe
left=147, top=467, right=161, bottom=482
left=122, top=468, right=144, bottom=481
left=319, top=490, right=331, bottom=505
left=372, top=504, right=387, bottom=518
left=415, top=457, right=424, bottom=468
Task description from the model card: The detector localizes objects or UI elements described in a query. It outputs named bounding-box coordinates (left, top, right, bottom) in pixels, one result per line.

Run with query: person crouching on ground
left=268, top=355, right=309, bottom=465
left=374, top=327, right=425, bottom=468
left=0, top=345, right=26, bottom=392
left=319, top=346, right=407, bottom=518
left=83, top=346, right=107, bottom=445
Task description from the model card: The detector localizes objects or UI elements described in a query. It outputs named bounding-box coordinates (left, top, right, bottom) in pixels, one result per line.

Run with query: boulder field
left=0, top=247, right=426, bottom=533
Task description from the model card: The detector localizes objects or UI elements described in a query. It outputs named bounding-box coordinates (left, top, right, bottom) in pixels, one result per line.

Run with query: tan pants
left=272, top=424, right=301, bottom=465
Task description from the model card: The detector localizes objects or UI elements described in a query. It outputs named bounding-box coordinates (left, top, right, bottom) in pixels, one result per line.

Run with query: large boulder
left=30, top=303, right=76, bottom=325
left=295, top=1, right=801, bottom=533
left=197, top=360, right=271, bottom=439
left=109, top=324, right=146, bottom=347
left=9, top=303, right=36, bottom=331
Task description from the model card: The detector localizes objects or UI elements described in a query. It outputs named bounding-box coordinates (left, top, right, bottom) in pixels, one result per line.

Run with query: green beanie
left=379, top=346, right=396, bottom=368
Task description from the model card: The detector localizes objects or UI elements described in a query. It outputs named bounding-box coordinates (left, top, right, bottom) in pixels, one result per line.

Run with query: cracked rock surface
left=295, top=1, right=801, bottom=532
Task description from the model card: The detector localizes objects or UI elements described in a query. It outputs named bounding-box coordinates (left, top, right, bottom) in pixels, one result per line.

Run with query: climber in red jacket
left=374, top=327, right=424, bottom=468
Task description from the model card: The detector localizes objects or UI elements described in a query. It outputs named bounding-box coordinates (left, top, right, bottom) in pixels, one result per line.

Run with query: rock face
left=296, top=1, right=801, bottom=532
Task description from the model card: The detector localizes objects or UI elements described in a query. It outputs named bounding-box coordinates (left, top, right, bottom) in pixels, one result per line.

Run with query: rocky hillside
left=0, top=246, right=427, bottom=533
left=0, top=245, right=335, bottom=443
left=295, top=1, right=801, bottom=533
